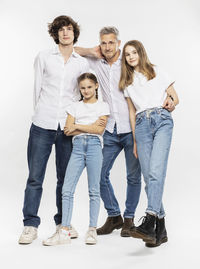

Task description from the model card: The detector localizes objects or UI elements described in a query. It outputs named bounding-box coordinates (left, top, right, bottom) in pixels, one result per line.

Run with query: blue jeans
left=135, top=108, right=173, bottom=218
left=62, top=135, right=103, bottom=227
left=22, top=124, right=72, bottom=227
left=100, top=126, right=141, bottom=218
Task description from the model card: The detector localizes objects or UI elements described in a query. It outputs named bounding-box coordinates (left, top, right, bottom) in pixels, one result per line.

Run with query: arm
left=126, top=97, right=138, bottom=158
left=64, top=114, right=83, bottom=136
left=75, top=116, right=108, bottom=135
left=64, top=114, right=108, bottom=136
left=74, top=46, right=103, bottom=59
left=163, top=85, right=179, bottom=112
left=33, top=53, right=44, bottom=109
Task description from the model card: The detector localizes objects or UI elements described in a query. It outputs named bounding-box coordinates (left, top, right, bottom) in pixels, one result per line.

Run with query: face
left=124, top=45, right=139, bottom=68
left=79, top=79, right=98, bottom=100
left=100, top=33, right=121, bottom=60
left=58, top=24, right=74, bottom=46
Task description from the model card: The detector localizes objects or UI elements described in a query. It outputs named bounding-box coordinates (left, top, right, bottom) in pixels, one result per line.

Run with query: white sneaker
left=85, top=227, right=97, bottom=245
left=56, top=224, right=78, bottom=239
left=18, top=226, right=37, bottom=244
left=43, top=229, right=71, bottom=246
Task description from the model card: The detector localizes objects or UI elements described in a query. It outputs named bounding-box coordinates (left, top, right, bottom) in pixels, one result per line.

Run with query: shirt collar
left=52, top=46, right=79, bottom=58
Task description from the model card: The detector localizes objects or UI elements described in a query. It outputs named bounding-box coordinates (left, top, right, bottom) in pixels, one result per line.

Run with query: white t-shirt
left=66, top=100, right=110, bottom=146
left=124, top=66, right=175, bottom=114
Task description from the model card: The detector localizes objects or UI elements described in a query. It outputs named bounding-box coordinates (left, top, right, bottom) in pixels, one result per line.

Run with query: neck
left=83, top=97, right=97, bottom=104
left=134, top=65, right=140, bottom=72
left=106, top=50, right=120, bottom=66
left=58, top=43, right=73, bottom=59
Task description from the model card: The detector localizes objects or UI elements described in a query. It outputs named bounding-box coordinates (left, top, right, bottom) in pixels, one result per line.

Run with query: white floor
left=2, top=221, right=199, bottom=269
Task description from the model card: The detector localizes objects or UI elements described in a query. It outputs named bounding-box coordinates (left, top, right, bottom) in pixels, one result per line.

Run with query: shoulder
left=98, top=101, right=110, bottom=111
left=35, top=48, right=54, bottom=62
left=73, top=52, right=88, bottom=63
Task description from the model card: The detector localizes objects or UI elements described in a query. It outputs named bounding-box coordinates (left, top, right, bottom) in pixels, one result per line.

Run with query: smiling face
left=58, top=24, right=74, bottom=46
left=124, top=45, right=140, bottom=69
left=100, top=33, right=121, bottom=60
left=79, top=79, right=98, bottom=102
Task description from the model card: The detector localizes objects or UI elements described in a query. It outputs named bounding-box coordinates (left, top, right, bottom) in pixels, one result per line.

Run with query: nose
left=106, top=44, right=110, bottom=50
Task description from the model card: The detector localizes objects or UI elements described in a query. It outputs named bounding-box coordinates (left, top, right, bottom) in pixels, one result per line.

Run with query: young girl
left=119, top=40, right=179, bottom=247
left=44, top=73, right=109, bottom=245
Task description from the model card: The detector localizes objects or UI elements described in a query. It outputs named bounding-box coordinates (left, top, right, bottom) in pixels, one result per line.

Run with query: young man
left=19, top=15, right=89, bottom=244
left=75, top=27, right=142, bottom=237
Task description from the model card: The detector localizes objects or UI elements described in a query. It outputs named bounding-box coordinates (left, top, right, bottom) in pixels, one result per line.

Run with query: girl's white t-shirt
left=124, top=66, right=175, bottom=114
left=66, top=100, right=110, bottom=146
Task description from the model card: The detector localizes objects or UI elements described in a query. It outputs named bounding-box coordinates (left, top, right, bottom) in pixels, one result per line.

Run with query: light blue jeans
left=62, top=135, right=103, bottom=227
left=135, top=108, right=173, bottom=218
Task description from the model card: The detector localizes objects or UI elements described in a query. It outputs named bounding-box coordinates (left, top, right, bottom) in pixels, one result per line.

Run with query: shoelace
left=23, top=227, right=35, bottom=235
left=87, top=230, right=96, bottom=239
left=138, top=216, right=147, bottom=224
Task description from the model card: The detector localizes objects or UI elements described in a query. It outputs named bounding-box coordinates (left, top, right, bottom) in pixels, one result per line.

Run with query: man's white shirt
left=87, top=55, right=131, bottom=134
left=32, top=46, right=89, bottom=130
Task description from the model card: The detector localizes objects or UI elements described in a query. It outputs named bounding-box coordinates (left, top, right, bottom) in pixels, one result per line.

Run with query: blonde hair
left=119, top=40, right=156, bottom=90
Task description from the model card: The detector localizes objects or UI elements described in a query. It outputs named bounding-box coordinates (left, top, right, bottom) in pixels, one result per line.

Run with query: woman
left=119, top=40, right=179, bottom=247
left=43, top=73, right=109, bottom=245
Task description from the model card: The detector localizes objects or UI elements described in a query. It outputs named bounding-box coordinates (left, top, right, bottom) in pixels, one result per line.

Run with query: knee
left=89, top=189, right=100, bottom=199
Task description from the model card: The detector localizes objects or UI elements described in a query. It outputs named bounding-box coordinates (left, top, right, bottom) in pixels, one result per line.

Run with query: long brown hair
left=78, top=73, right=99, bottom=101
left=119, top=40, right=156, bottom=90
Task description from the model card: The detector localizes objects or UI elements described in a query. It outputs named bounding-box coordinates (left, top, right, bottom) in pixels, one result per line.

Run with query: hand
left=91, top=46, right=104, bottom=59
left=94, top=117, right=106, bottom=127
left=163, top=97, right=175, bottom=112
left=133, top=141, right=138, bottom=159
left=64, top=124, right=76, bottom=135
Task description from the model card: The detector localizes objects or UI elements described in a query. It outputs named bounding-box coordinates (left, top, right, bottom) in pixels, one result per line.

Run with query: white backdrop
left=0, top=0, right=200, bottom=268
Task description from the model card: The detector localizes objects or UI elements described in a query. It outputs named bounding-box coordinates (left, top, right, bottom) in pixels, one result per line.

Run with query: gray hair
left=99, top=26, right=119, bottom=40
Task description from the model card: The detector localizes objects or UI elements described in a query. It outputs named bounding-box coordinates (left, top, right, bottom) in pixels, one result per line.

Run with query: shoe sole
left=97, top=223, right=123, bottom=235
left=130, top=230, right=156, bottom=244
left=43, top=240, right=71, bottom=246
left=145, top=237, right=168, bottom=248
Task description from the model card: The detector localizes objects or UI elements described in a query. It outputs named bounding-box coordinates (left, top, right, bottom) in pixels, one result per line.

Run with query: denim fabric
left=100, top=126, right=141, bottom=218
left=62, top=135, right=103, bottom=227
left=135, top=108, right=173, bottom=218
left=22, top=124, right=72, bottom=227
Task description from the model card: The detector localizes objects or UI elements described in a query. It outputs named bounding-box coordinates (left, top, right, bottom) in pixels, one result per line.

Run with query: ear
left=95, top=83, right=99, bottom=89
left=118, top=40, right=121, bottom=47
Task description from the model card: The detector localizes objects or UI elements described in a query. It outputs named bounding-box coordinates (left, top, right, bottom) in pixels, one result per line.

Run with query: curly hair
left=48, top=15, right=80, bottom=44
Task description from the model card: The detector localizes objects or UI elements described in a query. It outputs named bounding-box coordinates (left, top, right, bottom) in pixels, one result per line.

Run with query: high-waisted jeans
left=62, top=135, right=103, bottom=227
left=135, top=108, right=173, bottom=218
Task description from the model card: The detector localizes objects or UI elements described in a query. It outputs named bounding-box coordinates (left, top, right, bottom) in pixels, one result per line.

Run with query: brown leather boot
left=97, top=216, right=123, bottom=235
left=120, top=218, right=134, bottom=237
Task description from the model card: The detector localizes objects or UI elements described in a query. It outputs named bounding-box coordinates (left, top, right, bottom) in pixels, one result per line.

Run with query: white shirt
left=32, top=46, right=89, bottom=130
left=124, top=66, right=175, bottom=114
left=87, top=55, right=131, bottom=134
left=67, top=100, right=110, bottom=146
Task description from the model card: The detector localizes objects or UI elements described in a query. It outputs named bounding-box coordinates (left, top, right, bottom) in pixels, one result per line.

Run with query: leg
left=86, top=137, right=103, bottom=227
left=54, top=127, right=72, bottom=225
left=62, top=138, right=85, bottom=227
left=100, top=130, right=122, bottom=216
left=147, top=119, right=173, bottom=216
left=23, top=124, right=54, bottom=227
left=121, top=132, right=141, bottom=218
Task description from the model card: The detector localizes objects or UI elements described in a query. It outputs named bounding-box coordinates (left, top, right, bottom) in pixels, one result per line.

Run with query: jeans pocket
left=136, top=115, right=143, bottom=125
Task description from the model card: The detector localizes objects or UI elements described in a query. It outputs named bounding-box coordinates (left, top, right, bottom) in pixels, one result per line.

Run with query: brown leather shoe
left=120, top=218, right=134, bottom=237
left=97, top=216, right=123, bottom=235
